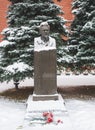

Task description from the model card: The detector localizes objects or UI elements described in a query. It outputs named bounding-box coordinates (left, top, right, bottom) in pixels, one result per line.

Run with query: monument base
left=22, top=95, right=73, bottom=130
left=32, top=93, right=59, bottom=101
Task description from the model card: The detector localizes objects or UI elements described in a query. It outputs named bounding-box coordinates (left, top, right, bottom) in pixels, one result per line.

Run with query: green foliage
left=67, top=0, right=95, bottom=72
left=0, top=0, right=67, bottom=82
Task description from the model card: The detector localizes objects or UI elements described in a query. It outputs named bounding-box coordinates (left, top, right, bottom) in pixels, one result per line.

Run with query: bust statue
left=34, top=22, right=56, bottom=51
left=33, top=22, right=58, bottom=100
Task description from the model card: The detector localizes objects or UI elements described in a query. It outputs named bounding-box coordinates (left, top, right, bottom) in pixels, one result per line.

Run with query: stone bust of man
left=34, top=22, right=56, bottom=51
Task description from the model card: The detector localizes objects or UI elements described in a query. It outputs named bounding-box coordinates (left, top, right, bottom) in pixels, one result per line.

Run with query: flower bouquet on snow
left=43, top=112, right=63, bottom=124
left=29, top=111, right=63, bottom=125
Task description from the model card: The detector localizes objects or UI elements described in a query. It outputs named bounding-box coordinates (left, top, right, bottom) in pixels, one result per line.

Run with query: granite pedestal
left=33, top=49, right=58, bottom=101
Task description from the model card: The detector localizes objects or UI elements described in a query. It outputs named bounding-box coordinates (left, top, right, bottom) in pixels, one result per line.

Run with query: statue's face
left=40, top=25, right=50, bottom=38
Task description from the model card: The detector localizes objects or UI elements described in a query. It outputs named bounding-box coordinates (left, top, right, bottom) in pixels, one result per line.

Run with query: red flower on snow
left=43, top=112, right=53, bottom=123
left=43, top=112, right=63, bottom=124
left=57, top=119, right=63, bottom=123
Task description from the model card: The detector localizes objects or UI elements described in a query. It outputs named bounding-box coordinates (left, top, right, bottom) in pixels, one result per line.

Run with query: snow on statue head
left=39, top=22, right=50, bottom=39
left=34, top=21, right=56, bottom=51
left=39, top=22, right=50, bottom=30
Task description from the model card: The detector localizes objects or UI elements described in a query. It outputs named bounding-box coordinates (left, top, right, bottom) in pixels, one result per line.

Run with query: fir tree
left=0, top=0, right=67, bottom=83
left=67, top=0, right=95, bottom=72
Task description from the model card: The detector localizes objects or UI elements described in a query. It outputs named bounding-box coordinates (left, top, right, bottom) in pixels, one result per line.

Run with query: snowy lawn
left=0, top=96, right=95, bottom=130
left=65, top=98, right=95, bottom=130
left=0, top=75, right=95, bottom=130
left=0, top=98, right=26, bottom=130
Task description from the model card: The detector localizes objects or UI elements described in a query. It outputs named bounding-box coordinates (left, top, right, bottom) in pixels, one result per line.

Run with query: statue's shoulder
left=49, top=36, right=56, bottom=42
left=34, top=37, right=41, bottom=41
left=34, top=37, right=42, bottom=48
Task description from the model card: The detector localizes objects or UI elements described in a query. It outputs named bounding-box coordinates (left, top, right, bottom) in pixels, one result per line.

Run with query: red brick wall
left=0, top=0, right=73, bottom=41
left=0, top=0, right=10, bottom=41
left=54, top=0, right=74, bottom=21
left=54, top=0, right=74, bottom=40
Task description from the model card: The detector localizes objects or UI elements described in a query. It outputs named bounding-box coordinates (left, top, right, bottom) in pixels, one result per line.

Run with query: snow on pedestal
left=34, top=36, right=56, bottom=52
left=22, top=95, right=73, bottom=130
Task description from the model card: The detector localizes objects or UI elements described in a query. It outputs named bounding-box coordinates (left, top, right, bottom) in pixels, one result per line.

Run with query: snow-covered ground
left=65, top=98, right=95, bottom=130
left=0, top=74, right=95, bottom=92
left=0, top=95, right=95, bottom=130
left=0, top=75, right=95, bottom=130
left=57, top=74, right=95, bottom=86
left=0, top=98, right=26, bottom=130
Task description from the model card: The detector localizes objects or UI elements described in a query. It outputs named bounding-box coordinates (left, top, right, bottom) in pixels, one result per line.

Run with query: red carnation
left=57, top=119, right=63, bottom=123
left=46, top=116, right=53, bottom=123
left=43, top=112, right=49, bottom=117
